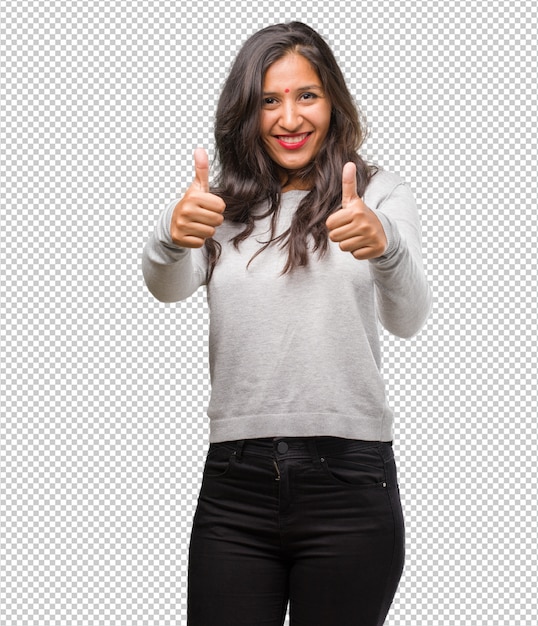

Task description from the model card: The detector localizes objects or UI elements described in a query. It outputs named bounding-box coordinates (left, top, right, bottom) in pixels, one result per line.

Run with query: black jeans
left=188, top=437, right=405, bottom=626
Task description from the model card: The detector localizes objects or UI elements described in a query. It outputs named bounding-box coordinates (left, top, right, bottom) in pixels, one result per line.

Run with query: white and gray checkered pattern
left=2, top=0, right=537, bottom=624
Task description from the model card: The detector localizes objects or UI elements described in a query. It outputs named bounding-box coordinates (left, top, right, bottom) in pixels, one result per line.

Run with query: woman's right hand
left=170, top=148, right=226, bottom=248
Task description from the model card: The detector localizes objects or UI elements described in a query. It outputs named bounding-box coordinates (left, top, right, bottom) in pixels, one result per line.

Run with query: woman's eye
left=300, top=92, right=318, bottom=101
left=263, top=97, right=277, bottom=106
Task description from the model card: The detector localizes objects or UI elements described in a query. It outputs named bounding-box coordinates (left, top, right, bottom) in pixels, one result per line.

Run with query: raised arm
left=326, top=166, right=432, bottom=339
left=142, top=148, right=225, bottom=302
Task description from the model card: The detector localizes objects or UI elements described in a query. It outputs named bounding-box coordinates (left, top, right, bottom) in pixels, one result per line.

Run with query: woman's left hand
left=326, top=162, right=388, bottom=260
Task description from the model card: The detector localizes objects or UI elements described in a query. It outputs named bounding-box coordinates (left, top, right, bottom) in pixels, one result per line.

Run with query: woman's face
left=260, top=53, right=332, bottom=189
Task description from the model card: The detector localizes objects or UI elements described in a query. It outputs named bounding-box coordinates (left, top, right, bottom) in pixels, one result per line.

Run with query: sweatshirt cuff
left=371, top=211, right=401, bottom=262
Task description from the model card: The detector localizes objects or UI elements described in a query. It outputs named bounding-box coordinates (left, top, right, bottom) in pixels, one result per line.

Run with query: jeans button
left=277, top=441, right=289, bottom=454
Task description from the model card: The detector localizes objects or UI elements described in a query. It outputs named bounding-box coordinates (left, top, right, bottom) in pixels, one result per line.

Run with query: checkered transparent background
left=1, top=0, right=537, bottom=624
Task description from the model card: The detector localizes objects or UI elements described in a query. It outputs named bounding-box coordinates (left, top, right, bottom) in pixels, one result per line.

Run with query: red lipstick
left=275, top=132, right=312, bottom=150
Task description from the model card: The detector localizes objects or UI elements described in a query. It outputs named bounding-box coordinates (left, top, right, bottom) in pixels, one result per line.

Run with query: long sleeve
left=367, top=173, right=432, bottom=339
left=141, top=198, right=207, bottom=302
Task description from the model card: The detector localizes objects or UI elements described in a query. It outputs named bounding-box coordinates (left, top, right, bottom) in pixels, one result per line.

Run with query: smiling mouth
left=275, top=132, right=312, bottom=149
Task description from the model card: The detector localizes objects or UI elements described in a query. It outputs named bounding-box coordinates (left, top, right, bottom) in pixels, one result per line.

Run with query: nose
left=279, top=100, right=303, bottom=132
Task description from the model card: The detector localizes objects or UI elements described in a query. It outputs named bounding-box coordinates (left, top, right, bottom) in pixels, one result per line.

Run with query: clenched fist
left=170, top=148, right=226, bottom=248
left=326, top=162, right=387, bottom=260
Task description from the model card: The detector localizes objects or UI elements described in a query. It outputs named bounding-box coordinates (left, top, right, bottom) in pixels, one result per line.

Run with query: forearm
left=367, top=183, right=432, bottom=338
left=141, top=199, right=206, bottom=302
left=369, top=217, right=432, bottom=338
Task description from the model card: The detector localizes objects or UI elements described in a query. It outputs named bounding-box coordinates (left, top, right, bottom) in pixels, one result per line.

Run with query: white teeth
left=278, top=133, right=309, bottom=144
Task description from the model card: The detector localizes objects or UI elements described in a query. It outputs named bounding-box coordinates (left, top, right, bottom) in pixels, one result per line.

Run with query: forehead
left=263, top=53, right=321, bottom=87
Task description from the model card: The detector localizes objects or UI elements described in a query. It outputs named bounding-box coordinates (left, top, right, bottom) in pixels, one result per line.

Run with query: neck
left=281, top=170, right=313, bottom=192
left=282, top=182, right=311, bottom=192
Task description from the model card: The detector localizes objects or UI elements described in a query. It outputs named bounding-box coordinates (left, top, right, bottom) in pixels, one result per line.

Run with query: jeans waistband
left=211, top=436, right=392, bottom=462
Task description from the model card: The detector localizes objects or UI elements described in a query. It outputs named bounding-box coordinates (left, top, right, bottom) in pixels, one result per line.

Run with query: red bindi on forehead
left=284, top=88, right=290, bottom=93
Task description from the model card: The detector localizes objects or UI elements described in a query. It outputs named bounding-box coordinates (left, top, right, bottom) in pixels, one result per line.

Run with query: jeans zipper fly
left=273, top=459, right=281, bottom=481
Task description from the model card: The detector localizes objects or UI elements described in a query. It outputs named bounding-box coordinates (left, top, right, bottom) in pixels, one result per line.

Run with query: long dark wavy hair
left=205, top=21, right=376, bottom=280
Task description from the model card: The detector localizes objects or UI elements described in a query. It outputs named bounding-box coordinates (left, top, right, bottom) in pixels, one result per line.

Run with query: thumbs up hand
left=170, top=148, right=226, bottom=248
left=325, top=162, right=387, bottom=260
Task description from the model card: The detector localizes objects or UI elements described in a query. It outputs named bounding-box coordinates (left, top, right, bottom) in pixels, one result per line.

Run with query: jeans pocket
left=203, top=444, right=236, bottom=479
left=320, top=445, right=387, bottom=487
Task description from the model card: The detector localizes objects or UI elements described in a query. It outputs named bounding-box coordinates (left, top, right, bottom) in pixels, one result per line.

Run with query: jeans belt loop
left=235, top=440, right=246, bottom=461
left=306, top=439, right=322, bottom=469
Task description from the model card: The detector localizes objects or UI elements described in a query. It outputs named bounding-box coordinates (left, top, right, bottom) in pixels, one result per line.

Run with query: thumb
left=342, top=162, right=358, bottom=207
left=193, top=147, right=210, bottom=193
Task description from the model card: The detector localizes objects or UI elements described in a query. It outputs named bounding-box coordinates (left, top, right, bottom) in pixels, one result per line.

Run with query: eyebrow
left=262, top=85, right=323, bottom=96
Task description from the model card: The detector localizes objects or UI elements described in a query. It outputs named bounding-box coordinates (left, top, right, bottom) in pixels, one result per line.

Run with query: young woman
left=142, top=21, right=432, bottom=626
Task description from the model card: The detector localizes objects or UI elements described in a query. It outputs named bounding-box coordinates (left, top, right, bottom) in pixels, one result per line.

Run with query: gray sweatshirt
left=142, top=169, right=432, bottom=442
